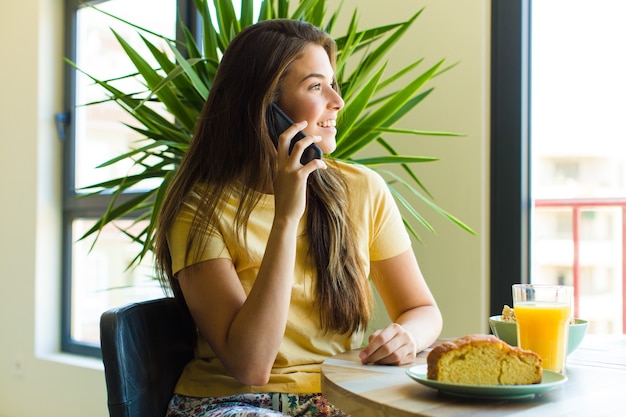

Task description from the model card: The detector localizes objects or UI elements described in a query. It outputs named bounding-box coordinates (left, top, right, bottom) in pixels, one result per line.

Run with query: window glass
left=67, top=0, right=177, bottom=351
left=74, top=0, right=176, bottom=192
left=70, top=219, right=162, bottom=344
left=531, top=0, right=625, bottom=334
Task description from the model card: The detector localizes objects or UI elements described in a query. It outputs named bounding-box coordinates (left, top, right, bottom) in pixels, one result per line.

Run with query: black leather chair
left=100, top=297, right=196, bottom=417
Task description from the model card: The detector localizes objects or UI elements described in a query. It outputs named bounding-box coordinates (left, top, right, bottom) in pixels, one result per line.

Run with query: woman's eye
left=309, top=81, right=336, bottom=91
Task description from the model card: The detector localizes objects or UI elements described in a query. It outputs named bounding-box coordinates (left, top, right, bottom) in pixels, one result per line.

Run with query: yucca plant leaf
left=79, top=168, right=163, bottom=193
left=111, top=30, right=197, bottom=129
left=374, top=127, right=464, bottom=137
left=383, top=169, right=476, bottom=235
left=337, top=21, right=404, bottom=45
left=78, top=190, right=155, bottom=242
left=352, top=155, right=439, bottom=165
left=275, top=0, right=288, bottom=17
left=335, top=59, right=444, bottom=158
left=348, top=10, right=424, bottom=90
left=337, top=64, right=386, bottom=144
left=180, top=24, right=218, bottom=91
left=374, top=59, right=425, bottom=93
left=321, top=4, right=339, bottom=34
left=74, top=0, right=471, bottom=267
left=122, top=104, right=191, bottom=144
left=291, top=0, right=322, bottom=21
left=387, top=183, right=435, bottom=235
left=257, top=0, right=271, bottom=20
left=92, top=139, right=182, bottom=169
left=115, top=225, right=151, bottom=271
left=334, top=12, right=365, bottom=92
left=148, top=58, right=213, bottom=108
left=304, top=0, right=329, bottom=27
left=334, top=22, right=404, bottom=53
left=193, top=0, right=221, bottom=61
left=401, top=217, right=423, bottom=244
left=214, top=0, right=241, bottom=43
left=369, top=88, right=433, bottom=129
left=144, top=35, right=209, bottom=106
left=339, top=24, right=418, bottom=96
left=66, top=61, right=189, bottom=143
left=140, top=168, right=176, bottom=261
left=121, top=125, right=192, bottom=150
left=83, top=3, right=177, bottom=45
left=374, top=137, right=433, bottom=198
left=168, top=45, right=211, bottom=100
left=240, top=0, right=255, bottom=28
left=181, top=24, right=203, bottom=60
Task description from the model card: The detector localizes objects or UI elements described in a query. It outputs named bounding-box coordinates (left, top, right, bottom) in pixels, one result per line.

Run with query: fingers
left=277, top=121, right=307, bottom=153
left=359, top=323, right=417, bottom=366
left=277, top=121, right=324, bottom=167
left=272, top=121, right=325, bottom=220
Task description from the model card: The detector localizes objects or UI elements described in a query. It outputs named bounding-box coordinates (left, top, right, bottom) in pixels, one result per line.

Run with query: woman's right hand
left=272, top=120, right=327, bottom=221
left=179, top=122, right=328, bottom=386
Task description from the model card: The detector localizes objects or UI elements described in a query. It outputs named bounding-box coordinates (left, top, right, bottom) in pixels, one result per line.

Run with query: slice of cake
left=427, top=334, right=542, bottom=385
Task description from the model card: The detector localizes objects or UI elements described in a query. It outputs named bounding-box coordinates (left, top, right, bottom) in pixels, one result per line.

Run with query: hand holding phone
left=268, top=103, right=322, bottom=165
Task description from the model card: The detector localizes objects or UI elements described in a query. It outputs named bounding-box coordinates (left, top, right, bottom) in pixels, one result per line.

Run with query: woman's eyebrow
left=300, top=73, right=333, bottom=83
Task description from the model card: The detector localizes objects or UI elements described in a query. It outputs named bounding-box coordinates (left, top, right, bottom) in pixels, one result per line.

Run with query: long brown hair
left=155, top=19, right=371, bottom=334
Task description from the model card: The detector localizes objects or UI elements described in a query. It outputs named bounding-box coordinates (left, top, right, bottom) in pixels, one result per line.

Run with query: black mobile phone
left=268, top=103, right=322, bottom=165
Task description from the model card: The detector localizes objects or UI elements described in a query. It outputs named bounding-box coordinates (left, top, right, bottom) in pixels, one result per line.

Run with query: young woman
left=155, top=19, right=443, bottom=417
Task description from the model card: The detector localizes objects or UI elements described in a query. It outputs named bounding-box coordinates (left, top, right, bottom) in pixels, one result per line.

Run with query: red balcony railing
left=534, top=197, right=626, bottom=334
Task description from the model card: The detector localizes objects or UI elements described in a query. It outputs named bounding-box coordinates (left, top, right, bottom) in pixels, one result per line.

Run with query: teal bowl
left=488, top=315, right=588, bottom=355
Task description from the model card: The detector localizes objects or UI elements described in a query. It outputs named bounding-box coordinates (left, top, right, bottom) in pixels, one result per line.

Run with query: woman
left=155, top=19, right=442, bottom=417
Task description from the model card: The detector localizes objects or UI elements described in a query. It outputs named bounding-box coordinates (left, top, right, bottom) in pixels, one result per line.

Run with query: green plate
left=406, top=365, right=567, bottom=399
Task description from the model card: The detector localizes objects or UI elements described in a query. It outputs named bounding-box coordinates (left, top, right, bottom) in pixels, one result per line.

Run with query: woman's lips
left=317, top=119, right=336, bottom=128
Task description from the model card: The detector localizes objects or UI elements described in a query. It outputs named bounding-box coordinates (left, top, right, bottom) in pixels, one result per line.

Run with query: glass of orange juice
left=512, top=284, right=573, bottom=373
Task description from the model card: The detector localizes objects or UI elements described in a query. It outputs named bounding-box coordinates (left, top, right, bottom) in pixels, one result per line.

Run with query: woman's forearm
left=219, top=216, right=300, bottom=384
left=395, top=304, right=443, bottom=353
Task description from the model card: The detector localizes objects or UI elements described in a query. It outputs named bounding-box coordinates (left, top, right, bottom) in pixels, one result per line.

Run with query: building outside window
left=531, top=0, right=625, bottom=334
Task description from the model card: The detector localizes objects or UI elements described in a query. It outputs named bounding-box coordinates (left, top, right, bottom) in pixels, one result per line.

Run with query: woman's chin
left=319, top=139, right=336, bottom=155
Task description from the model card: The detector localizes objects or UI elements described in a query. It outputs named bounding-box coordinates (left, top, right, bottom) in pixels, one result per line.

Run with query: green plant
left=73, top=0, right=473, bottom=267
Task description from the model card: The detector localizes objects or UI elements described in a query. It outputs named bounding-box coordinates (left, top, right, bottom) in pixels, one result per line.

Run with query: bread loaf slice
left=427, top=334, right=542, bottom=385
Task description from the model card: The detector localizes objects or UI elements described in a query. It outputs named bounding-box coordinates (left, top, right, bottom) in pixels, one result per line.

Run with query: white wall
left=0, top=1, right=489, bottom=416
left=339, top=0, right=491, bottom=337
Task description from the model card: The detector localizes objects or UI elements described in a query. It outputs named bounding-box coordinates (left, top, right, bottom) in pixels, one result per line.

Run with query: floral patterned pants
left=166, top=393, right=350, bottom=417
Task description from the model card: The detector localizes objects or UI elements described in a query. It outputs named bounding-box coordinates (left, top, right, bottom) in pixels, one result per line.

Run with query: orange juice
left=514, top=302, right=571, bottom=372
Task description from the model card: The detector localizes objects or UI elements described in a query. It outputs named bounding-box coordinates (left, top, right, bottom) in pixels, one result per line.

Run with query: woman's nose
left=329, top=90, right=344, bottom=110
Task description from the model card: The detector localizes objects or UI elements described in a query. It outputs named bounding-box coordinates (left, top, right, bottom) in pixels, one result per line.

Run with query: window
left=62, top=0, right=196, bottom=356
left=531, top=0, right=625, bottom=333
left=491, top=0, right=625, bottom=333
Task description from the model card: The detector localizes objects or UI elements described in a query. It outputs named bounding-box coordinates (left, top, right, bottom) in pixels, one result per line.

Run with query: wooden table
left=321, top=335, right=626, bottom=416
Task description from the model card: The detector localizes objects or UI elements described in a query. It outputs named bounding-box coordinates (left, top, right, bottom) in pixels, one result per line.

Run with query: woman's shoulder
left=329, top=159, right=387, bottom=190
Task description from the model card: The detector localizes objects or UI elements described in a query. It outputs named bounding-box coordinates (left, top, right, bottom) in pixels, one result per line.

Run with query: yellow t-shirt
left=168, top=160, right=411, bottom=397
